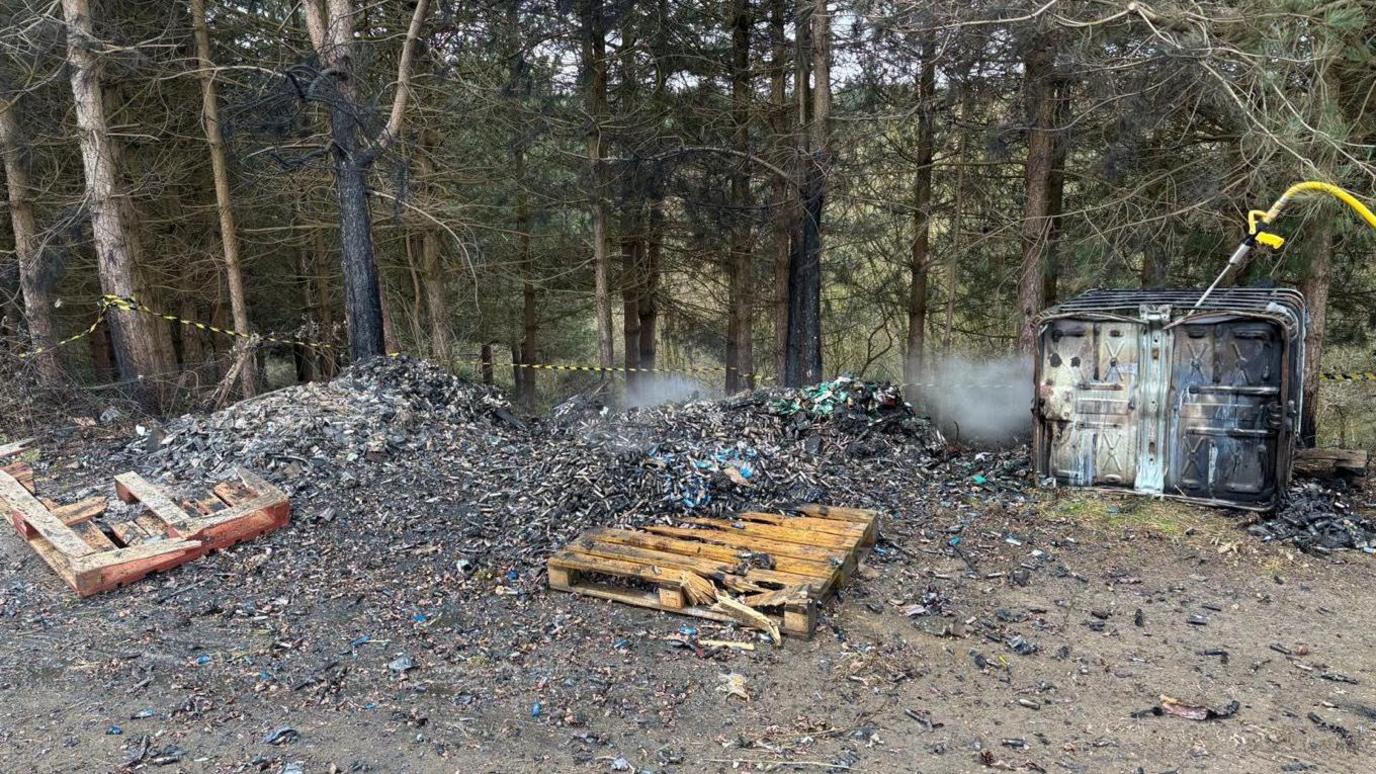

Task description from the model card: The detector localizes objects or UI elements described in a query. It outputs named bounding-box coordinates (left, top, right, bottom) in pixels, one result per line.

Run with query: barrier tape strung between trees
left=13, top=294, right=1376, bottom=384
left=15, top=306, right=110, bottom=360
left=100, top=294, right=340, bottom=351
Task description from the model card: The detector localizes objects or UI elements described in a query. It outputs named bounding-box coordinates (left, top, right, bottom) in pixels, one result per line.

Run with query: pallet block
left=1, top=464, right=289, bottom=597
left=548, top=504, right=881, bottom=639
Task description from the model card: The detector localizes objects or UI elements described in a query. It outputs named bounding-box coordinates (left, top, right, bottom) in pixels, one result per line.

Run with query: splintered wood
left=0, top=459, right=290, bottom=597
left=547, top=504, right=880, bottom=640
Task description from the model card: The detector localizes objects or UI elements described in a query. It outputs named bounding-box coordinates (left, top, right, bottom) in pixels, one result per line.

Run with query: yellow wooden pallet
left=547, top=504, right=879, bottom=639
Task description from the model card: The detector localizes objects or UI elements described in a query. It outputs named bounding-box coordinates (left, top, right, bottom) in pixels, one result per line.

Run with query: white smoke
left=918, top=354, right=1034, bottom=443
left=624, top=374, right=717, bottom=409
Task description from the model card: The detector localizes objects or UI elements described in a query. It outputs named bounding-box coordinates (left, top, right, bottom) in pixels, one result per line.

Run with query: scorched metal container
left=1032, top=288, right=1306, bottom=510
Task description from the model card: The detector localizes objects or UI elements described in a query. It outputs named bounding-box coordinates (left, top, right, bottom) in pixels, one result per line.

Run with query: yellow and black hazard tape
left=16, top=306, right=109, bottom=360
left=1321, top=371, right=1376, bottom=382
left=100, top=294, right=338, bottom=351
left=504, top=361, right=754, bottom=376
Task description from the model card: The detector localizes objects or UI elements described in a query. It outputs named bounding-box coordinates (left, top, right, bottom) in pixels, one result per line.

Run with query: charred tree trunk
left=580, top=0, right=614, bottom=370
left=725, top=0, right=754, bottom=392
left=903, top=38, right=935, bottom=397
left=1015, top=37, right=1058, bottom=353
left=330, top=136, right=385, bottom=361
left=783, top=0, right=827, bottom=387
left=303, top=0, right=429, bottom=363
left=0, top=102, right=61, bottom=385
left=62, top=0, right=176, bottom=406
left=192, top=0, right=257, bottom=397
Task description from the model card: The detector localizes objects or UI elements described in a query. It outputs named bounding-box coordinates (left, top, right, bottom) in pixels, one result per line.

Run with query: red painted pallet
left=548, top=504, right=880, bottom=639
left=0, top=462, right=289, bottom=597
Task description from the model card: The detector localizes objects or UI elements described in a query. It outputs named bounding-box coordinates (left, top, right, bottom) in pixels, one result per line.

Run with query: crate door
left=1167, top=321, right=1285, bottom=504
left=1037, top=320, right=1142, bottom=487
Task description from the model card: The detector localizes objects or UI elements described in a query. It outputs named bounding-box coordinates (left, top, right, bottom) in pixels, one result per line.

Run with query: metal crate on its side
left=1032, top=288, right=1306, bottom=510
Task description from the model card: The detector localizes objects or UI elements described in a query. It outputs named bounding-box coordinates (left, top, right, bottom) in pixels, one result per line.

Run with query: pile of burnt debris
left=1250, top=482, right=1376, bottom=554
left=106, top=358, right=947, bottom=575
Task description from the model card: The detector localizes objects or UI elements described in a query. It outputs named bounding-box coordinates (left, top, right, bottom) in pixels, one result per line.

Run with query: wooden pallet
left=547, top=504, right=879, bottom=639
left=0, top=463, right=290, bottom=597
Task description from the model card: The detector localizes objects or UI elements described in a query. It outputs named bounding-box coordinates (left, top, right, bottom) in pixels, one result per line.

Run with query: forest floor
left=2, top=359, right=1374, bottom=774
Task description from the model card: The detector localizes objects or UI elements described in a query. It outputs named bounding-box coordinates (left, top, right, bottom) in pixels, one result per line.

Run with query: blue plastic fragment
left=531, top=702, right=543, bottom=717
left=948, top=536, right=961, bottom=547
left=679, top=624, right=698, bottom=637
left=506, top=569, right=520, bottom=581
left=613, top=638, right=630, bottom=650
left=194, top=654, right=212, bottom=666
left=350, top=635, right=371, bottom=648
left=412, top=612, right=428, bottom=623
left=106, top=725, right=122, bottom=735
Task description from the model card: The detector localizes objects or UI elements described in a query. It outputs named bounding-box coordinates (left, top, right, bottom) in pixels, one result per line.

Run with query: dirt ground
left=2, top=440, right=1375, bottom=774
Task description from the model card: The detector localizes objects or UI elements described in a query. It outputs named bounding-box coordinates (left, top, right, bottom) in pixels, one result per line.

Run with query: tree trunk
left=621, top=229, right=642, bottom=383
left=176, top=272, right=204, bottom=371
left=295, top=237, right=320, bottom=381
left=1299, top=67, right=1343, bottom=447
left=639, top=198, right=662, bottom=371
left=1041, top=83, right=1069, bottom=307
left=516, top=147, right=538, bottom=409
left=330, top=141, right=385, bottom=360
left=725, top=0, right=754, bottom=393
left=415, top=131, right=448, bottom=361
left=380, top=278, right=401, bottom=354
left=1015, top=36, right=1058, bottom=353
left=942, top=87, right=972, bottom=355
left=768, top=0, right=792, bottom=380
left=311, top=227, right=338, bottom=379
left=903, top=37, right=935, bottom=398
left=1139, top=247, right=1169, bottom=288
left=89, top=319, right=115, bottom=382
left=62, top=0, right=176, bottom=406
left=783, top=0, right=826, bottom=387
left=480, top=342, right=494, bottom=385
left=0, top=103, right=61, bottom=386
left=1299, top=220, right=1333, bottom=447
left=192, top=0, right=257, bottom=397
left=580, top=0, right=614, bottom=370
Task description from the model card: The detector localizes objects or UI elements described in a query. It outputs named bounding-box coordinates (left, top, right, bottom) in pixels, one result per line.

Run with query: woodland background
left=0, top=0, right=1373, bottom=447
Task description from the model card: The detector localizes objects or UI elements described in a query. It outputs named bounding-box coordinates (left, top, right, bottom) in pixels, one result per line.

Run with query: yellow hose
left=1260, top=181, right=1376, bottom=232
left=1196, top=181, right=1376, bottom=307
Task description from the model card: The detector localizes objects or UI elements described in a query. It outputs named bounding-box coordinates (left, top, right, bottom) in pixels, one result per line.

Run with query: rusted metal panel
left=1033, top=289, right=1305, bottom=510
